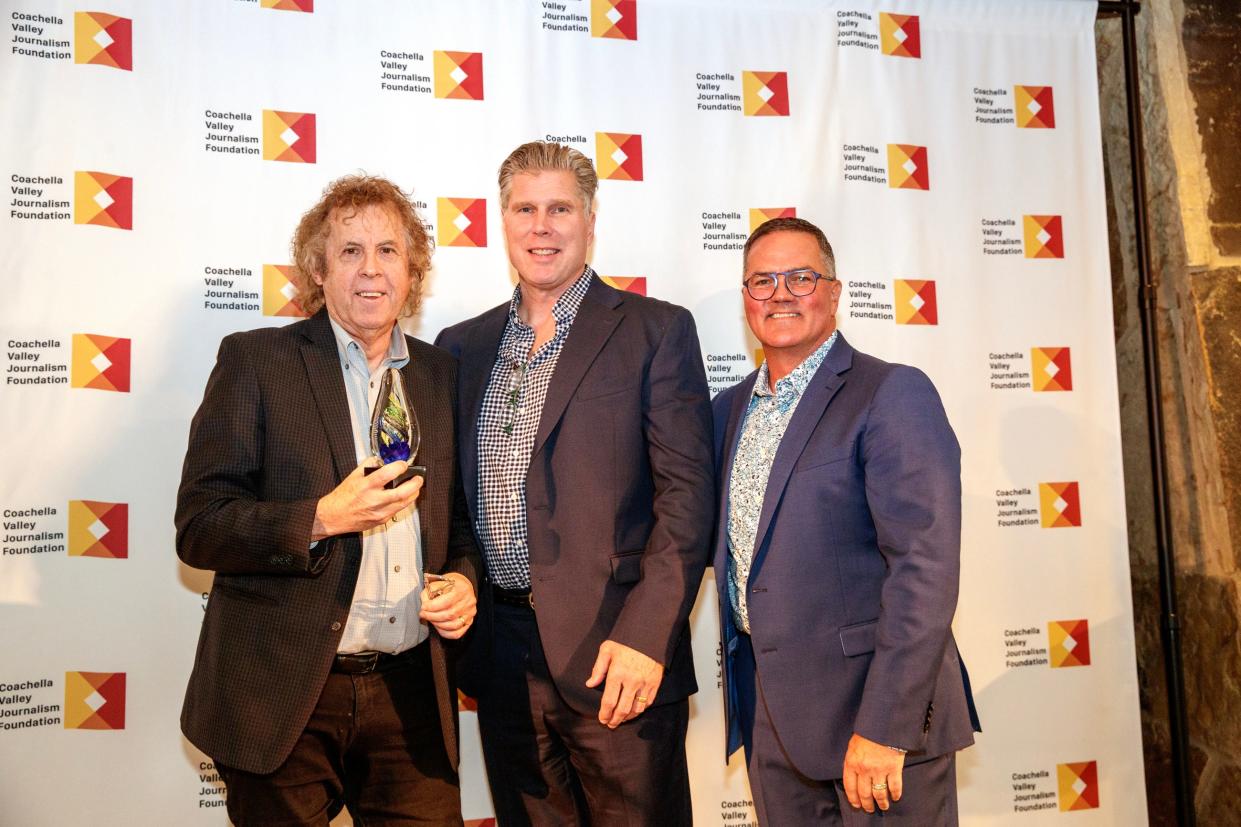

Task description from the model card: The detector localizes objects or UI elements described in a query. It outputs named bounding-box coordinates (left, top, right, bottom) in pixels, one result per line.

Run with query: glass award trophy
left=365, top=368, right=424, bottom=489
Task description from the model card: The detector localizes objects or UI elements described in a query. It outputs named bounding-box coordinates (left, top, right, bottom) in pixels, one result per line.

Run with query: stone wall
left=1096, top=2, right=1241, bottom=824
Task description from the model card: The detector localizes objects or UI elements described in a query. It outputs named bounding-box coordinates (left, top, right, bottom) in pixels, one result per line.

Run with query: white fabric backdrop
left=0, top=0, right=1146, bottom=823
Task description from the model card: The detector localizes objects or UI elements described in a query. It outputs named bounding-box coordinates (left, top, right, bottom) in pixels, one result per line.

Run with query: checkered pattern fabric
left=475, top=269, right=593, bottom=588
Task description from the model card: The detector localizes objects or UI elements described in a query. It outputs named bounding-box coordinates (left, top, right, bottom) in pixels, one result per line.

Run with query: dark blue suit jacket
left=712, top=333, right=979, bottom=780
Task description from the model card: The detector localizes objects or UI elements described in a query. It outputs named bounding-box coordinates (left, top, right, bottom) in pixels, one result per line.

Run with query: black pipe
left=1105, top=1, right=1197, bottom=824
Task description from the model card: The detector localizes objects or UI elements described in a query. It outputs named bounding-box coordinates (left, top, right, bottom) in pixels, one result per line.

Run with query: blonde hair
left=498, top=141, right=598, bottom=212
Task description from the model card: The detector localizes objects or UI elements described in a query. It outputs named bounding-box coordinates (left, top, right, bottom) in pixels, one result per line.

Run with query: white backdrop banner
left=0, top=0, right=1146, bottom=824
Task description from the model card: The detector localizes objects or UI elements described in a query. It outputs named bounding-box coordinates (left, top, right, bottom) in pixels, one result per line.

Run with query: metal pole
left=1103, top=1, right=1196, bottom=823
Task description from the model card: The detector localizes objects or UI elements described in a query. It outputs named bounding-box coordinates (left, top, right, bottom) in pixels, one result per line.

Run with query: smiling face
left=314, top=203, right=412, bottom=347
left=743, top=230, right=842, bottom=376
left=502, top=170, right=595, bottom=301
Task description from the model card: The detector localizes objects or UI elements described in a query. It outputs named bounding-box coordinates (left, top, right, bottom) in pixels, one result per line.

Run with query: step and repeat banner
left=0, top=0, right=1146, bottom=824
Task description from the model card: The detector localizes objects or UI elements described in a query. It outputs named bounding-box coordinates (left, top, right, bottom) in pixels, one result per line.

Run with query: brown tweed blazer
left=175, top=309, right=480, bottom=774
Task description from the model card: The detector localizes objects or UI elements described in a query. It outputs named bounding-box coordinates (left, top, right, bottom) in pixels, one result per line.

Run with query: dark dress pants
left=216, top=641, right=462, bottom=827
left=735, top=633, right=959, bottom=826
left=475, top=603, right=692, bottom=826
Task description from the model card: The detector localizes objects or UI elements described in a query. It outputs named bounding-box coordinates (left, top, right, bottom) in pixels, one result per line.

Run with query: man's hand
left=585, top=640, right=664, bottom=728
left=311, top=459, right=423, bottom=541
left=419, top=573, right=477, bottom=640
left=843, top=733, right=905, bottom=813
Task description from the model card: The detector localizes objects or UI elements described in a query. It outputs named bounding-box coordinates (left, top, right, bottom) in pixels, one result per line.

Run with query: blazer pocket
left=576, top=379, right=638, bottom=402
left=609, top=550, right=644, bottom=585
left=793, top=447, right=854, bottom=473
left=210, top=581, right=280, bottom=607
left=839, top=619, right=878, bottom=657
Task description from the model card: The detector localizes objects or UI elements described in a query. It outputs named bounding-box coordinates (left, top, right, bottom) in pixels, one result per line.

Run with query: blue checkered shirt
left=727, top=331, right=838, bottom=633
left=475, top=268, right=594, bottom=589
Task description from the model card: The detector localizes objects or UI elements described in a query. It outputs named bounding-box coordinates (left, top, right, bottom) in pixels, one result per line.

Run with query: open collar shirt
left=726, top=331, right=838, bottom=633
left=328, top=317, right=427, bottom=654
left=475, top=268, right=594, bottom=589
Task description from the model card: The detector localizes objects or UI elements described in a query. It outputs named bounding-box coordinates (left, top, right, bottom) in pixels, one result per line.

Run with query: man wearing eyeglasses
left=712, top=217, right=979, bottom=825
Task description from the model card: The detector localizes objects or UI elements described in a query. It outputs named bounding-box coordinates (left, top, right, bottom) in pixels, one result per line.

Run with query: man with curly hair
left=176, top=175, right=480, bottom=826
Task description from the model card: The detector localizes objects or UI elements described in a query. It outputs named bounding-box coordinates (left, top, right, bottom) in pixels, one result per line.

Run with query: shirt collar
left=507, top=266, right=594, bottom=331
left=327, top=316, right=410, bottom=370
left=753, top=330, right=839, bottom=403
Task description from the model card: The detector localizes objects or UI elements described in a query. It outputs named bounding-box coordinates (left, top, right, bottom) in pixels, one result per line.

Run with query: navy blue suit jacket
left=713, top=333, right=979, bottom=780
left=436, top=276, right=714, bottom=715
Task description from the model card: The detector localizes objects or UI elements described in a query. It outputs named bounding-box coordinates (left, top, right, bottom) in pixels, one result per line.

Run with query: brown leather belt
left=332, top=641, right=426, bottom=675
left=492, top=584, right=535, bottom=610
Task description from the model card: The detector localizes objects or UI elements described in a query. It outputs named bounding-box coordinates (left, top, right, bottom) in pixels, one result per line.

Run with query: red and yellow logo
left=1023, top=215, right=1064, bottom=258
left=465, top=820, right=498, bottom=827
left=437, top=198, right=487, bottom=247
left=263, top=110, right=316, bottom=163
left=1048, top=619, right=1091, bottom=668
left=262, top=0, right=314, bottom=10
left=68, top=501, right=128, bottom=558
left=596, top=132, right=644, bottom=181
left=592, top=0, right=637, bottom=40
left=1057, top=761, right=1100, bottom=810
left=74, top=171, right=132, bottom=230
left=894, top=280, right=937, bottom=325
left=753, top=347, right=765, bottom=367
left=263, top=264, right=308, bottom=317
left=64, top=671, right=126, bottom=729
left=749, top=207, right=796, bottom=234
left=879, top=13, right=920, bottom=58
left=1039, top=481, right=1081, bottom=528
left=742, top=71, right=790, bottom=117
left=887, top=145, right=929, bottom=190
left=1015, top=85, right=1056, bottom=129
left=1031, top=346, right=1072, bottom=392
left=71, top=334, right=131, bottom=393
left=434, top=51, right=484, bottom=100
left=74, top=12, right=132, bottom=71
left=458, top=689, right=478, bottom=712
left=600, top=276, right=646, bottom=295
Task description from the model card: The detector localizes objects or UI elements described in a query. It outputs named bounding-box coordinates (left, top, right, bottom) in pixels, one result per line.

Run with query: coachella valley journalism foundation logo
left=595, top=133, right=643, bottom=181
left=71, top=334, right=130, bottom=392
left=433, top=51, right=484, bottom=100
left=1057, top=761, right=1099, bottom=810
left=1015, top=85, right=1056, bottom=128
left=742, top=71, right=789, bottom=116
left=1048, top=619, right=1091, bottom=668
left=1023, top=214, right=1063, bottom=257
left=262, top=0, right=314, bottom=10
left=894, top=280, right=937, bottom=325
left=879, top=13, right=920, bottom=58
left=74, top=171, right=132, bottom=230
left=591, top=0, right=637, bottom=40
left=263, top=265, right=308, bottom=317
left=262, top=110, right=316, bottom=163
left=749, top=208, right=796, bottom=232
left=1030, top=346, right=1072, bottom=391
left=64, top=671, right=125, bottom=729
left=437, top=198, right=487, bottom=247
left=887, top=145, right=929, bottom=190
left=68, top=500, right=128, bottom=558
left=74, top=12, right=131, bottom=70
left=1039, top=481, right=1081, bottom=528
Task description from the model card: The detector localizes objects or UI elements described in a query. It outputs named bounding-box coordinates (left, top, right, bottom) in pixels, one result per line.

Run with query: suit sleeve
left=174, top=334, right=322, bottom=576
left=608, top=308, right=715, bottom=665
left=853, top=366, right=962, bottom=750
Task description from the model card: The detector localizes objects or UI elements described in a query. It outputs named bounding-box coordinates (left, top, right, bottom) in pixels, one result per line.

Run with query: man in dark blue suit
left=713, top=217, right=980, bottom=825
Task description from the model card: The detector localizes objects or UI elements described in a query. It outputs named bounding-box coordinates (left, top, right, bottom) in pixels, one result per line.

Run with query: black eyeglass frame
left=742, top=268, right=836, bottom=300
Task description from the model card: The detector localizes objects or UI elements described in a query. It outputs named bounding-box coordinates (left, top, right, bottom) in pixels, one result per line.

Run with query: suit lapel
left=531, top=280, right=622, bottom=460
left=300, top=310, right=358, bottom=484
left=714, top=371, right=759, bottom=593
left=458, top=305, right=508, bottom=517
left=399, top=347, right=437, bottom=564
left=750, top=336, right=854, bottom=569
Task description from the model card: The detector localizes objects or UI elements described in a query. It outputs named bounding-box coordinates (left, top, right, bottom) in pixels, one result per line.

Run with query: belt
left=492, top=584, right=535, bottom=610
left=332, top=641, right=426, bottom=675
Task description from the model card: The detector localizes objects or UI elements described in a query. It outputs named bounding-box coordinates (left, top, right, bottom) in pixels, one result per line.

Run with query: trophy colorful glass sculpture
left=370, top=368, right=420, bottom=466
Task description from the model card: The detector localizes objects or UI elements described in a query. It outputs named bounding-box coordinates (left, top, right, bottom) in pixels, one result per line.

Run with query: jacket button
left=330, top=622, right=341, bottom=631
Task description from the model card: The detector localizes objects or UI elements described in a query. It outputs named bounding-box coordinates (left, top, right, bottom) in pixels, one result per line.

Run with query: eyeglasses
left=742, top=269, right=835, bottom=300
